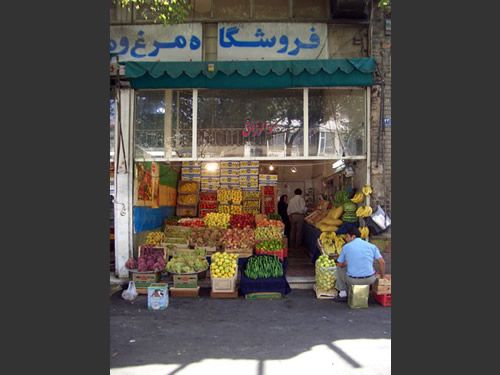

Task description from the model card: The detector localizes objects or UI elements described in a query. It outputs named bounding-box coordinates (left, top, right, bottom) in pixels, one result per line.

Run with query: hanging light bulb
left=291, top=166, right=297, bottom=173
left=269, top=164, right=274, bottom=171
left=205, top=162, right=219, bottom=172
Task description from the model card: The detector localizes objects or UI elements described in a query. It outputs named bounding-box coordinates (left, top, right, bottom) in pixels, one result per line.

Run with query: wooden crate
left=313, top=285, right=337, bottom=300
left=176, top=205, right=198, bottom=217
left=173, top=274, right=198, bottom=289
left=131, top=270, right=162, bottom=294
left=170, top=287, right=200, bottom=298
left=210, top=290, right=239, bottom=299
left=372, top=275, right=392, bottom=295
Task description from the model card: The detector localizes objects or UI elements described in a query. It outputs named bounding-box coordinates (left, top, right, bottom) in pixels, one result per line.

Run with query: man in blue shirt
left=335, top=227, right=386, bottom=301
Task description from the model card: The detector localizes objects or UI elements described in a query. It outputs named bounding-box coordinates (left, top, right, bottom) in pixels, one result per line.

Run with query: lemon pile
left=210, top=252, right=238, bottom=278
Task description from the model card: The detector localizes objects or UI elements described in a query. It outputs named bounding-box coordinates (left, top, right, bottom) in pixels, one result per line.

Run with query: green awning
left=125, top=58, right=376, bottom=89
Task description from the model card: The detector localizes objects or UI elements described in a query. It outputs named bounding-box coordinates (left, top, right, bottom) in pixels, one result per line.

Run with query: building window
left=134, top=90, right=193, bottom=160
left=308, top=88, right=366, bottom=157
left=197, top=89, right=304, bottom=158
left=213, top=0, right=250, bottom=20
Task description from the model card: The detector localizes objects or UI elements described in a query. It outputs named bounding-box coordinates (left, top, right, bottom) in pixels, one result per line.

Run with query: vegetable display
left=255, top=239, right=283, bottom=252
left=137, top=246, right=166, bottom=272
left=166, top=253, right=209, bottom=274
left=244, top=255, right=283, bottom=279
left=210, top=252, right=238, bottom=278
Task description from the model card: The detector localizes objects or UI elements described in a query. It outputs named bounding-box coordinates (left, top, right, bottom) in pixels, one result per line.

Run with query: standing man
left=287, top=188, right=307, bottom=249
left=335, top=227, right=385, bottom=301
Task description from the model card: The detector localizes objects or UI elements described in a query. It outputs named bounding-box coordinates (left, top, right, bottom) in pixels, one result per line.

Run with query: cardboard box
left=258, top=174, right=278, bottom=181
left=131, top=271, right=162, bottom=294
left=220, top=161, right=240, bottom=169
left=147, top=283, right=169, bottom=310
left=239, top=167, right=259, bottom=176
left=181, top=167, right=201, bottom=174
left=220, top=168, right=240, bottom=177
left=182, top=161, right=201, bottom=167
left=240, top=161, right=259, bottom=168
left=173, top=274, right=198, bottom=288
left=181, top=174, right=201, bottom=182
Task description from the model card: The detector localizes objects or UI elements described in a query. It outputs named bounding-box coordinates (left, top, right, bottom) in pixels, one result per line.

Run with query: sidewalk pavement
left=110, top=289, right=391, bottom=375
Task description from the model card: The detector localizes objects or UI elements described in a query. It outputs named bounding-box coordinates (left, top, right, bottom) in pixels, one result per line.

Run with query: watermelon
left=343, top=202, right=357, bottom=212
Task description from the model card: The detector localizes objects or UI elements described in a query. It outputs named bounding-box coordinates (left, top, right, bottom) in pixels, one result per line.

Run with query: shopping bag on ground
left=121, top=281, right=138, bottom=301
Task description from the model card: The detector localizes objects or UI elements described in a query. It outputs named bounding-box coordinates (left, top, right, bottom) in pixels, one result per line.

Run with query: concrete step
left=287, top=276, right=315, bottom=290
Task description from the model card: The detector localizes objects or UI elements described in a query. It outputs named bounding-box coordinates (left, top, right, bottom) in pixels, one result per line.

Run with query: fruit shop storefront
left=112, top=58, right=376, bottom=286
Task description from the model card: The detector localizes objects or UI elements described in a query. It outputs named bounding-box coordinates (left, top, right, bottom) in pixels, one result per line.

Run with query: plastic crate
left=255, top=248, right=285, bottom=261
left=373, top=292, right=392, bottom=307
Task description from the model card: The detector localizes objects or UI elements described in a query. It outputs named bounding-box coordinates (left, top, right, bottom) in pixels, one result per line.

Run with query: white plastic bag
left=121, top=281, right=138, bottom=301
left=371, top=205, right=391, bottom=230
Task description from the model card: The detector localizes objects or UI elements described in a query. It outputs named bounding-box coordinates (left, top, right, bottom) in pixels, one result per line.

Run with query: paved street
left=110, top=289, right=391, bottom=375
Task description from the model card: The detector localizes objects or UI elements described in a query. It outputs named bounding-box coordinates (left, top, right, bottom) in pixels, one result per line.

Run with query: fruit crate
left=211, top=265, right=239, bottom=292
left=255, top=248, right=285, bottom=261
left=130, top=271, right=162, bottom=294
left=176, top=205, right=198, bottom=217
left=313, top=285, right=337, bottom=300
left=170, top=286, right=200, bottom=298
left=372, top=292, right=392, bottom=307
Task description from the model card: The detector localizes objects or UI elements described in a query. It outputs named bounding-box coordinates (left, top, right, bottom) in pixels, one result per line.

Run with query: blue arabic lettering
left=148, top=39, right=176, bottom=57
left=277, top=35, right=288, bottom=54
left=287, top=27, right=320, bottom=56
left=190, top=35, right=201, bottom=50
left=174, top=35, right=187, bottom=49
left=220, top=26, right=276, bottom=48
left=130, top=31, right=147, bottom=58
left=110, top=39, right=117, bottom=52
left=117, top=37, right=129, bottom=55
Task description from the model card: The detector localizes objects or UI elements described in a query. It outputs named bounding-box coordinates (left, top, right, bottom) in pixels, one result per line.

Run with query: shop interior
left=130, top=158, right=367, bottom=281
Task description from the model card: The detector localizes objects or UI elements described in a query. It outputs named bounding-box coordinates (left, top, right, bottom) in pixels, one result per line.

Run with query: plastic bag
left=371, top=205, right=391, bottom=230
left=121, top=281, right=138, bottom=301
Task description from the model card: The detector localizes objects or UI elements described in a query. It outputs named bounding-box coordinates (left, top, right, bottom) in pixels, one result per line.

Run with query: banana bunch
left=320, top=231, right=337, bottom=242
left=334, top=236, right=345, bottom=254
left=351, top=192, right=365, bottom=204
left=362, top=185, right=373, bottom=196
left=356, top=205, right=373, bottom=218
left=359, top=226, right=369, bottom=239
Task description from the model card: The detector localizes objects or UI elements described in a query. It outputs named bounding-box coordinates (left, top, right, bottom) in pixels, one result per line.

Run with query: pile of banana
left=358, top=226, right=369, bottom=239
left=319, top=231, right=346, bottom=256
left=362, top=185, right=373, bottom=196
left=351, top=192, right=365, bottom=204
left=356, top=205, right=373, bottom=218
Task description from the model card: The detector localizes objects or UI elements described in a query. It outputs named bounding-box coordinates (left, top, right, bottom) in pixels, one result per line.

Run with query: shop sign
left=110, top=24, right=203, bottom=62
left=218, top=23, right=328, bottom=60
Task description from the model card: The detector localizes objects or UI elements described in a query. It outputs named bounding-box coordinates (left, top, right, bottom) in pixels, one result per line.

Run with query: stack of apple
left=255, top=218, right=284, bottom=230
left=204, top=212, right=231, bottom=228
left=221, top=227, right=255, bottom=250
left=230, top=213, right=256, bottom=229
left=255, top=226, right=283, bottom=241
